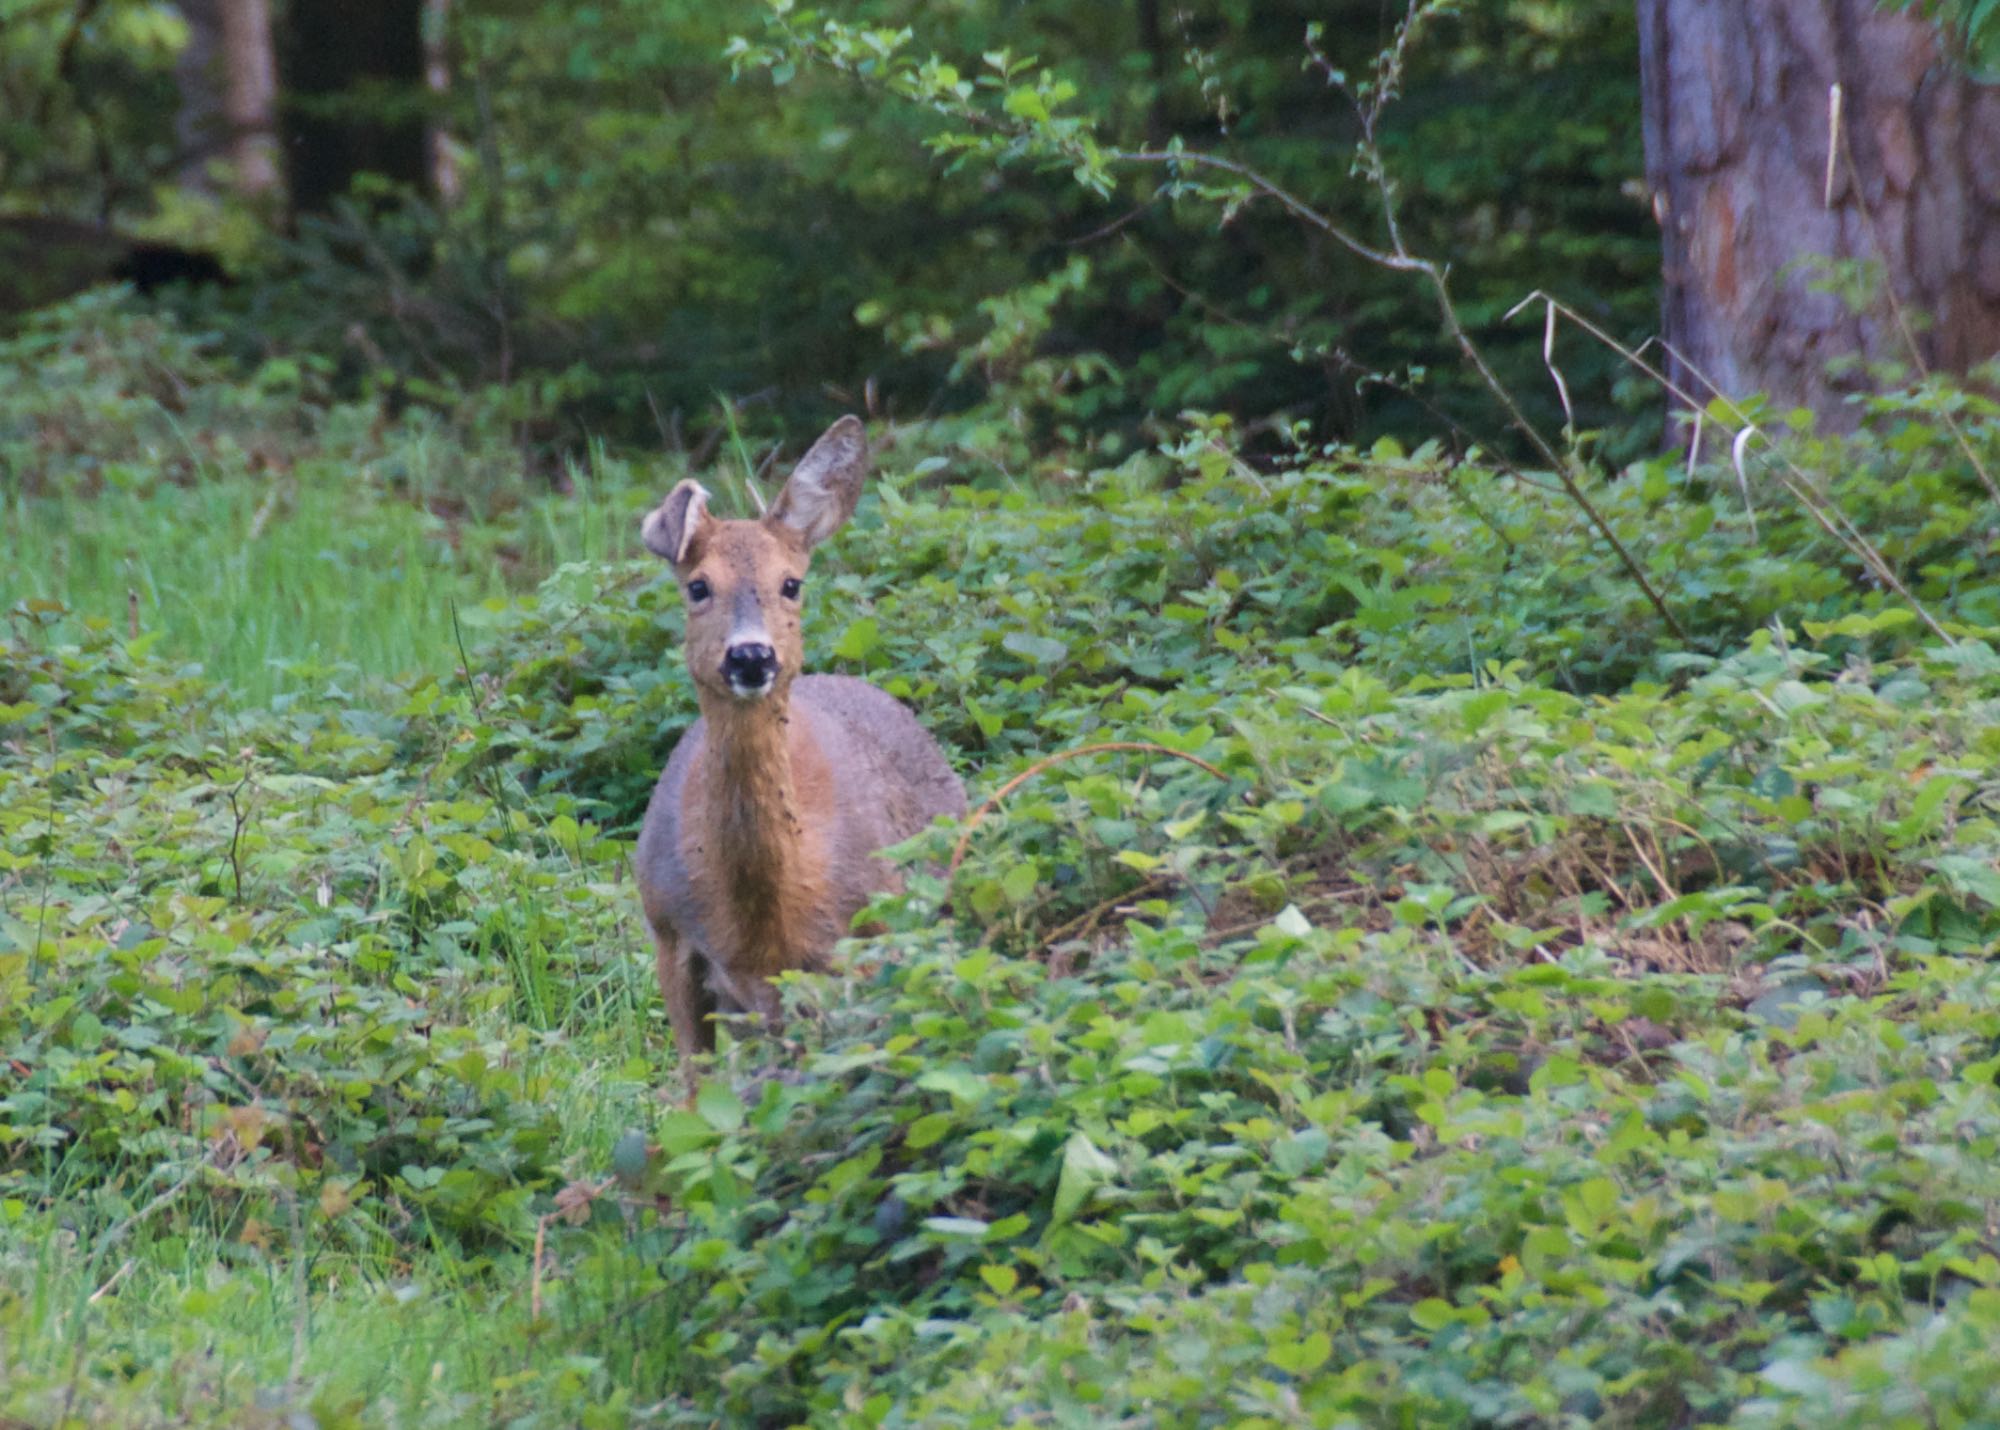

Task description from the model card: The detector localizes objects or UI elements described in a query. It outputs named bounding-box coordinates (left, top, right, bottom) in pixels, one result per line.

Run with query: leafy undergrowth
left=8, top=364, right=2000, bottom=1424
left=0, top=294, right=656, bottom=703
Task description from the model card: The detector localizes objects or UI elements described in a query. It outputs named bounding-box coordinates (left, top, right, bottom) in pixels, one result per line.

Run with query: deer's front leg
left=650, top=922, right=715, bottom=1083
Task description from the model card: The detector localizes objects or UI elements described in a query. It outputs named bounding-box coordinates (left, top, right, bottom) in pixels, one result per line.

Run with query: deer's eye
left=685, top=579, right=711, bottom=603
left=780, top=577, right=803, bottom=601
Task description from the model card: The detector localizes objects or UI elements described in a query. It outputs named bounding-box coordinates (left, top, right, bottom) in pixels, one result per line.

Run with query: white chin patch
left=726, top=676, right=774, bottom=700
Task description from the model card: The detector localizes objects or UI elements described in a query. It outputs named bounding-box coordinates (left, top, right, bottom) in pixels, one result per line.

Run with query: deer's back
left=798, top=673, right=966, bottom=850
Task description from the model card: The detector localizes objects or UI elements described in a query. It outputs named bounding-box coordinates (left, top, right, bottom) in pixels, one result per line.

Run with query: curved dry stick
left=947, top=741, right=1230, bottom=882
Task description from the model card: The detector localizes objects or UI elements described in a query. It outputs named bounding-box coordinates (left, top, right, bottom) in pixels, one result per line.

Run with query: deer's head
left=640, top=416, right=868, bottom=705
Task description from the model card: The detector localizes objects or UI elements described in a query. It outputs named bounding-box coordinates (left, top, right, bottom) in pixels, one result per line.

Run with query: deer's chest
left=680, top=741, right=843, bottom=979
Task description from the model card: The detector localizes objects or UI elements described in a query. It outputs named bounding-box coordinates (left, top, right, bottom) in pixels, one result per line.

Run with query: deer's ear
left=767, top=416, right=867, bottom=550
left=641, top=480, right=711, bottom=566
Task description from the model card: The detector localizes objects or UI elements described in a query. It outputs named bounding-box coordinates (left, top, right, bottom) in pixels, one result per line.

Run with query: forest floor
left=6, top=296, right=2000, bottom=1426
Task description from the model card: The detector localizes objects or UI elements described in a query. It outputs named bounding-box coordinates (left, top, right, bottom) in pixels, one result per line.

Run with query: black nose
left=722, top=643, right=778, bottom=687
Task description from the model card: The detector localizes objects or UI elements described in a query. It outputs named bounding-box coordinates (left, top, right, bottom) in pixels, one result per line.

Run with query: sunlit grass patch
left=2, top=451, right=654, bottom=704
left=0, top=292, right=667, bottom=704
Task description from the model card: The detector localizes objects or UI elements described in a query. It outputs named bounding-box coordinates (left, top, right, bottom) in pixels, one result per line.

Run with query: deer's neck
left=693, top=691, right=826, bottom=972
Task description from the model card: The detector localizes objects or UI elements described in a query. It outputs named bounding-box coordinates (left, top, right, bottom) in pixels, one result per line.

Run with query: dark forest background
left=3, top=1, right=1664, bottom=466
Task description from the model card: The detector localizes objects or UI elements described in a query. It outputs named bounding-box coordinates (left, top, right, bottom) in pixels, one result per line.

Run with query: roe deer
left=634, top=416, right=965, bottom=1068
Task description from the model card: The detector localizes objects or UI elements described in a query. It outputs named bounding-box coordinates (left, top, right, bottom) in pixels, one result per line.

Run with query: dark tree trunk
left=281, top=0, right=430, bottom=216
left=1637, top=0, right=2000, bottom=425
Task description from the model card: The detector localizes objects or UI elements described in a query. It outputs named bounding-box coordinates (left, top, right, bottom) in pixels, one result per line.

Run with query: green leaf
left=611, top=1130, right=651, bottom=1182
left=1001, top=631, right=1068, bottom=665
left=1050, top=1132, right=1117, bottom=1225
left=1934, top=854, right=2000, bottom=908
left=905, top=1112, right=954, bottom=1149
left=1460, top=688, right=1509, bottom=733
left=1002, top=87, right=1049, bottom=122
left=1000, top=861, right=1041, bottom=904
left=695, top=1083, right=744, bottom=1134
left=1271, top=904, right=1312, bottom=937
left=833, top=617, right=881, bottom=661
left=1409, top=1298, right=1454, bottom=1331
left=1530, top=1055, right=1583, bottom=1093
left=1265, top=1331, right=1331, bottom=1375
left=923, top=1216, right=990, bottom=1239
left=916, top=1066, right=987, bottom=1105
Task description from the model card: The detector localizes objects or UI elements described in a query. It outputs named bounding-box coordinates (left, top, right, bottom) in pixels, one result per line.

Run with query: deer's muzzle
left=722, top=642, right=779, bottom=697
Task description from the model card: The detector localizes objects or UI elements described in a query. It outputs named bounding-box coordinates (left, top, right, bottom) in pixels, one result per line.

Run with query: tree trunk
left=173, top=0, right=223, bottom=189
left=174, top=0, right=279, bottom=199
left=281, top=0, right=430, bottom=216
left=1637, top=0, right=2000, bottom=426
left=423, top=0, right=459, bottom=201
left=220, top=0, right=280, bottom=197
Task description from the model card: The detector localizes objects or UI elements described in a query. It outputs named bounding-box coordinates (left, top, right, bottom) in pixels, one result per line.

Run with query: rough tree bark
left=1637, top=0, right=2000, bottom=424
left=173, top=0, right=279, bottom=198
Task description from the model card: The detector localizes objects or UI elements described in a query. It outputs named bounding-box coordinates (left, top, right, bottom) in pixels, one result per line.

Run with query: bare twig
left=33, top=720, right=58, bottom=977
left=1110, top=147, right=1414, bottom=273
left=1117, top=146, right=1687, bottom=639
left=28, top=0, right=101, bottom=130
left=1036, top=874, right=1177, bottom=962
left=286, top=1168, right=309, bottom=1394
left=531, top=1210, right=550, bottom=1319
left=86, top=1259, right=134, bottom=1306
left=472, top=61, right=515, bottom=387
left=1539, top=298, right=1575, bottom=433
left=1729, top=425, right=1761, bottom=541
left=1513, top=291, right=1952, bottom=644
left=778, top=3, right=1694, bottom=635
left=1065, top=193, right=1167, bottom=247
left=225, top=757, right=255, bottom=905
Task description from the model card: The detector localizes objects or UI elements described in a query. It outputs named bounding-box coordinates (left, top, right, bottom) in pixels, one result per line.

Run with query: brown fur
left=634, top=418, right=966, bottom=1077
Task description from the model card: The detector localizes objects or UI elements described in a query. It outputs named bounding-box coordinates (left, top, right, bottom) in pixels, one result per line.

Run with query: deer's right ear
left=767, top=415, right=867, bottom=550
left=641, top=480, right=711, bottom=566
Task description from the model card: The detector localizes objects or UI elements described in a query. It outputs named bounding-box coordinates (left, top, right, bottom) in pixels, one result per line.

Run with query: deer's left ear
left=766, top=416, right=867, bottom=550
left=641, top=480, right=711, bottom=566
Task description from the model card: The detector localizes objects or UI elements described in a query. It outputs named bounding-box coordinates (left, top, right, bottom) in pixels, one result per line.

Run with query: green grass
left=0, top=291, right=670, bottom=704
left=0, top=646, right=666, bottom=1423
left=2, top=1036, right=663, bottom=1428
left=1, top=453, right=655, bottom=704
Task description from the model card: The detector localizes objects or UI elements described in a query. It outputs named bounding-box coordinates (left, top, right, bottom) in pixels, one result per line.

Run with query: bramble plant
left=8, top=293, right=2000, bottom=1423
left=9, top=3, right=2000, bottom=1424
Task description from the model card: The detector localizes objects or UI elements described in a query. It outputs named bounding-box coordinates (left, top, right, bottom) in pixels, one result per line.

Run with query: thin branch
left=28, top=0, right=100, bottom=130
left=1109, top=148, right=1416, bottom=273
left=771, top=7, right=1696, bottom=636
left=1109, top=149, right=1689, bottom=642
left=1064, top=192, right=1166, bottom=246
